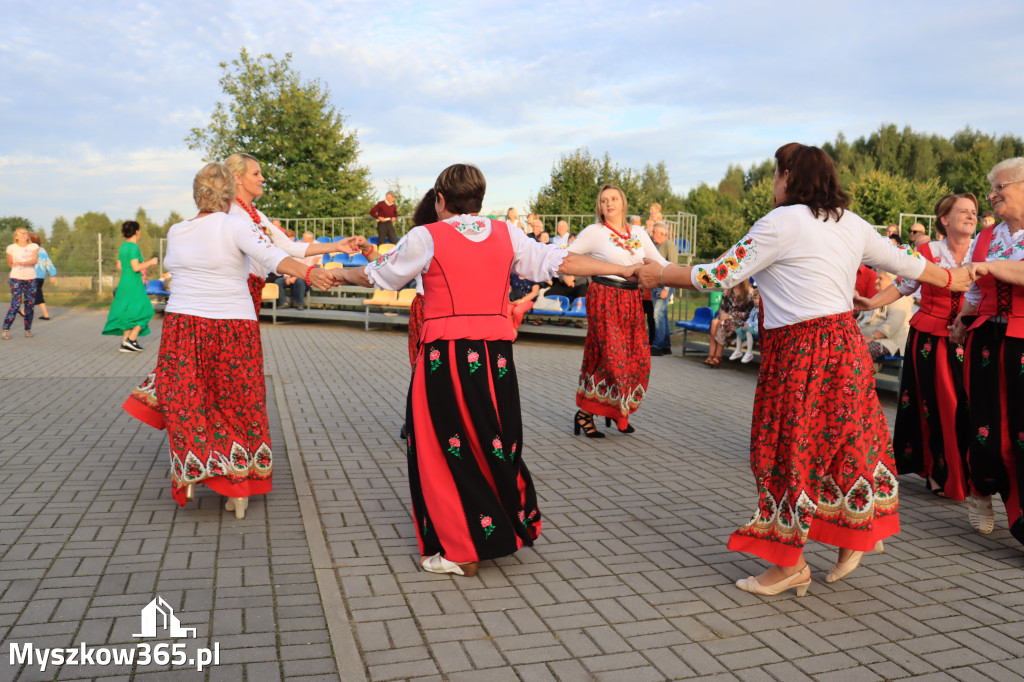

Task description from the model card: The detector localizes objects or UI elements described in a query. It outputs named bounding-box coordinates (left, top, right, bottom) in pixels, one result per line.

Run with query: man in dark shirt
left=370, top=192, right=399, bottom=245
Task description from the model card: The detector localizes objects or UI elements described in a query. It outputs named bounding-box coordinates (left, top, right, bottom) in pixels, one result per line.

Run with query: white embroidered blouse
left=690, top=205, right=926, bottom=330
left=567, top=223, right=668, bottom=280
left=228, top=203, right=313, bottom=278
left=896, top=239, right=972, bottom=296
left=962, top=222, right=1024, bottom=308
left=365, top=215, right=567, bottom=291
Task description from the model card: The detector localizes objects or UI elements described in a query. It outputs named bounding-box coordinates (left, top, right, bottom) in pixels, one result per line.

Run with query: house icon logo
left=133, top=596, right=197, bottom=638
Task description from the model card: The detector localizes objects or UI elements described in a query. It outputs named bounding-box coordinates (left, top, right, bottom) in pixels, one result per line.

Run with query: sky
left=2, top=0, right=1022, bottom=232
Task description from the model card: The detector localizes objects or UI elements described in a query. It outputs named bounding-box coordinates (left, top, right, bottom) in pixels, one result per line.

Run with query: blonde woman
left=4, top=227, right=39, bottom=339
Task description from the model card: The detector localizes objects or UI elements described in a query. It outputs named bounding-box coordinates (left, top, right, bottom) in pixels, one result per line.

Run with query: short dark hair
left=412, top=189, right=437, bottom=226
left=933, top=193, right=978, bottom=237
left=122, top=220, right=141, bottom=239
left=776, top=143, right=850, bottom=222
left=434, top=164, right=485, bottom=214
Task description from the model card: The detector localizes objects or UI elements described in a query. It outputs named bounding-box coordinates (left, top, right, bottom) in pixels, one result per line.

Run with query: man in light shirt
left=552, top=220, right=571, bottom=248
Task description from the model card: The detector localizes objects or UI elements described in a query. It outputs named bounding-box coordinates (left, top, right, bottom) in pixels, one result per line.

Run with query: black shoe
left=605, top=417, right=635, bottom=434
left=127, top=339, right=143, bottom=351
left=400, top=423, right=408, bottom=440
left=573, top=410, right=605, bottom=438
left=650, top=348, right=664, bottom=356
left=119, top=342, right=136, bottom=353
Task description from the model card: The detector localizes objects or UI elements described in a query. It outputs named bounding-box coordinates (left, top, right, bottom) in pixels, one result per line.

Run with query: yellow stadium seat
left=363, top=289, right=398, bottom=306
left=324, top=262, right=344, bottom=270
left=392, top=288, right=417, bottom=308
left=377, top=243, right=395, bottom=255
left=261, top=283, right=279, bottom=300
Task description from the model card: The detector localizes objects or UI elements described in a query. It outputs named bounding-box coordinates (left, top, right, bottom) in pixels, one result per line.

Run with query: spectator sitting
left=885, top=224, right=899, bottom=239
left=528, top=219, right=544, bottom=241
left=980, top=210, right=996, bottom=229
left=538, top=231, right=550, bottom=244
left=508, top=273, right=540, bottom=333
left=706, top=279, right=756, bottom=367
left=630, top=215, right=643, bottom=228
left=859, top=270, right=913, bottom=370
left=278, top=231, right=321, bottom=309
left=888, top=234, right=901, bottom=247
left=552, top=220, right=571, bottom=248
left=546, top=274, right=589, bottom=300
left=728, top=293, right=760, bottom=364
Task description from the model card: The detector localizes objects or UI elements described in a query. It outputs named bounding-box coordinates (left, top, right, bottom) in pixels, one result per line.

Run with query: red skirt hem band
left=728, top=514, right=900, bottom=566
left=171, top=478, right=272, bottom=507
left=122, top=395, right=166, bottom=431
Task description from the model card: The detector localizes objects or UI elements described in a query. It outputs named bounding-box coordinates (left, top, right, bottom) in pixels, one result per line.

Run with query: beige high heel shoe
left=185, top=484, right=195, bottom=501
left=735, top=565, right=811, bottom=597
left=225, top=497, right=248, bottom=519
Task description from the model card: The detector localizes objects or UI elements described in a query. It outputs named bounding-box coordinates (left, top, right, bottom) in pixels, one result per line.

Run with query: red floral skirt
left=123, top=275, right=265, bottom=431
left=408, top=339, right=541, bottom=562
left=727, top=313, right=900, bottom=566
left=157, top=312, right=272, bottom=506
left=960, top=321, right=1024, bottom=545
left=893, top=327, right=968, bottom=500
left=576, top=282, right=649, bottom=430
left=408, top=293, right=424, bottom=369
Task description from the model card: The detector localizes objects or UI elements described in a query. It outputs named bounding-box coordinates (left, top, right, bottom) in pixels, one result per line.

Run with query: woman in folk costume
left=857, top=193, right=978, bottom=501
left=568, top=185, right=670, bottom=437
left=639, top=144, right=969, bottom=596
left=329, top=164, right=639, bottom=576
left=123, top=152, right=363, bottom=428
left=950, top=157, right=1024, bottom=544
left=147, top=163, right=333, bottom=517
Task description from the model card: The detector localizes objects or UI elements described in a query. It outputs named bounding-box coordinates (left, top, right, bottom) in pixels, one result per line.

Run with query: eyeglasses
left=909, top=229, right=924, bottom=235
left=989, top=180, right=1024, bottom=195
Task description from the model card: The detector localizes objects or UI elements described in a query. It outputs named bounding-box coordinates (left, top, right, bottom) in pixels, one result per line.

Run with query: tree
left=740, top=177, right=775, bottom=227
left=0, top=216, right=33, bottom=248
left=186, top=49, right=373, bottom=218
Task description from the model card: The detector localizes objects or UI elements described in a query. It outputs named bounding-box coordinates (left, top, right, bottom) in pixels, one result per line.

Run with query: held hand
left=621, top=263, right=641, bottom=283
left=948, top=315, right=967, bottom=345
left=852, top=295, right=874, bottom=312
left=658, top=289, right=669, bottom=300
left=948, top=267, right=972, bottom=292
left=335, top=236, right=362, bottom=254
left=308, top=268, right=334, bottom=292
left=963, top=262, right=986, bottom=281
left=636, top=259, right=663, bottom=289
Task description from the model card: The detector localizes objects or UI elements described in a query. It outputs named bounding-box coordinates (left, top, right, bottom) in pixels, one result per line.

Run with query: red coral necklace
left=604, top=222, right=638, bottom=251
left=236, top=197, right=271, bottom=237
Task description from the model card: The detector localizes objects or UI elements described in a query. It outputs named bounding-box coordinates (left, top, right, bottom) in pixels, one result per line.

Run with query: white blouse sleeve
left=270, top=225, right=310, bottom=258
left=230, top=217, right=289, bottom=274
left=860, top=226, right=926, bottom=281
left=365, top=227, right=433, bottom=290
left=690, top=217, right=780, bottom=290
left=964, top=235, right=982, bottom=307
left=509, top=227, right=567, bottom=282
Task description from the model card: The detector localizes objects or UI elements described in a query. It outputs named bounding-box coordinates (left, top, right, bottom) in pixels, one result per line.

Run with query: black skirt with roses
left=407, top=339, right=541, bottom=562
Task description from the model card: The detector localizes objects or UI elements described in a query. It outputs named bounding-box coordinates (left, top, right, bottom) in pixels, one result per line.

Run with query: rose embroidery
left=1020, top=353, right=1024, bottom=375
left=481, top=515, right=495, bottom=538
left=920, top=341, right=932, bottom=359
left=899, top=390, right=911, bottom=410
left=1017, top=432, right=1024, bottom=450
left=447, top=434, right=462, bottom=458
left=491, top=436, right=505, bottom=460
left=496, top=354, right=508, bottom=378
left=429, top=347, right=442, bottom=374
left=510, top=442, right=517, bottom=461
left=977, top=426, right=989, bottom=445
left=955, top=346, right=965, bottom=363
left=981, top=347, right=991, bottom=367
left=467, top=349, right=481, bottom=373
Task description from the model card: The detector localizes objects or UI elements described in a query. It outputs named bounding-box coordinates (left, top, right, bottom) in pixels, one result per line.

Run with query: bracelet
left=305, top=265, right=316, bottom=286
left=943, top=268, right=952, bottom=290
left=658, top=264, right=670, bottom=288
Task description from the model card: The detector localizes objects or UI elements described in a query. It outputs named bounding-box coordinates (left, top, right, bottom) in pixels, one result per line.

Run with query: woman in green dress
left=103, top=220, right=158, bottom=352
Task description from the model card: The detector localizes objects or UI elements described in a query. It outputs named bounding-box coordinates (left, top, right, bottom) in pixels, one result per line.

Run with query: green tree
left=0, top=216, right=33, bottom=248
left=740, top=177, right=775, bottom=226
left=186, top=48, right=373, bottom=218
left=681, top=184, right=745, bottom=258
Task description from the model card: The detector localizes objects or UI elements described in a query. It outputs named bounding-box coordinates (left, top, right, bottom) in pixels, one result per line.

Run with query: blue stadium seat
left=675, top=306, right=714, bottom=356
left=316, top=236, right=331, bottom=244
left=145, top=280, right=170, bottom=297
left=531, top=295, right=570, bottom=315
left=565, top=296, right=587, bottom=318
left=333, top=253, right=352, bottom=266
left=368, top=236, right=379, bottom=245
left=348, top=253, right=369, bottom=267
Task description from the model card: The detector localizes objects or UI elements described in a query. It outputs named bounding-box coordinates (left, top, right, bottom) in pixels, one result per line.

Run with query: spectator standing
left=28, top=233, right=57, bottom=321
left=506, top=208, right=525, bottom=233
left=102, top=221, right=158, bottom=352
left=650, top=221, right=678, bottom=355
left=370, top=191, right=400, bottom=245
left=3, top=227, right=39, bottom=340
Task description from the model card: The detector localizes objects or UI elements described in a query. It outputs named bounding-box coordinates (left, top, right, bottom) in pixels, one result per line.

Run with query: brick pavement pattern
left=1, top=308, right=1022, bottom=681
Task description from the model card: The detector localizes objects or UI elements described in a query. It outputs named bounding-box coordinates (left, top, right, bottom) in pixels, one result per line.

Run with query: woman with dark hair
left=329, top=164, right=641, bottom=576
left=950, top=157, right=1024, bottom=544
left=857, top=193, right=977, bottom=500
left=102, top=221, right=159, bottom=352
left=405, top=189, right=437, bottom=368
left=567, top=184, right=670, bottom=437
left=639, top=143, right=970, bottom=596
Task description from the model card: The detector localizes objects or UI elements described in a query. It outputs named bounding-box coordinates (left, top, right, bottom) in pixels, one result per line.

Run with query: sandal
left=707, top=357, right=721, bottom=368
left=605, top=417, right=635, bottom=434
left=421, top=552, right=478, bottom=577
left=573, top=410, right=605, bottom=438
left=968, top=494, right=995, bottom=534
left=25, top=330, right=32, bottom=338
left=1, top=330, right=9, bottom=341
left=926, top=476, right=947, bottom=498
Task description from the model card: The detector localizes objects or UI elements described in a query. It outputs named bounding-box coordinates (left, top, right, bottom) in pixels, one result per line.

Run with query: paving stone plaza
left=1, top=309, right=1022, bottom=681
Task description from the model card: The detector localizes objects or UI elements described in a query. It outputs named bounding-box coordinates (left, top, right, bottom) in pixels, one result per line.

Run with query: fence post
left=97, top=234, right=103, bottom=294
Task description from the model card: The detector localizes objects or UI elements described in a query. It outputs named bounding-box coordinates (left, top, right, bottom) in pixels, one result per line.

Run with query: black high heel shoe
left=574, top=410, right=605, bottom=438
left=605, top=417, right=635, bottom=434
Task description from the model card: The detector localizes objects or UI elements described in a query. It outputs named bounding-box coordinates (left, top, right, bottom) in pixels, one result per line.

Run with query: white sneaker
left=729, top=349, right=744, bottom=361
left=741, top=352, right=754, bottom=363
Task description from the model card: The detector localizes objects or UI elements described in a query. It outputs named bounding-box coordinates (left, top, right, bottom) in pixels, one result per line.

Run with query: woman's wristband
left=305, top=265, right=316, bottom=286
left=658, top=264, right=670, bottom=288
left=943, top=268, right=952, bottom=290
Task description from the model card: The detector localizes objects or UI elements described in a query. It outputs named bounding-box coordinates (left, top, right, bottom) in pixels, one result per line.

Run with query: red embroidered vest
left=909, top=241, right=962, bottom=337
left=420, top=219, right=515, bottom=343
left=969, top=225, right=1024, bottom=338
